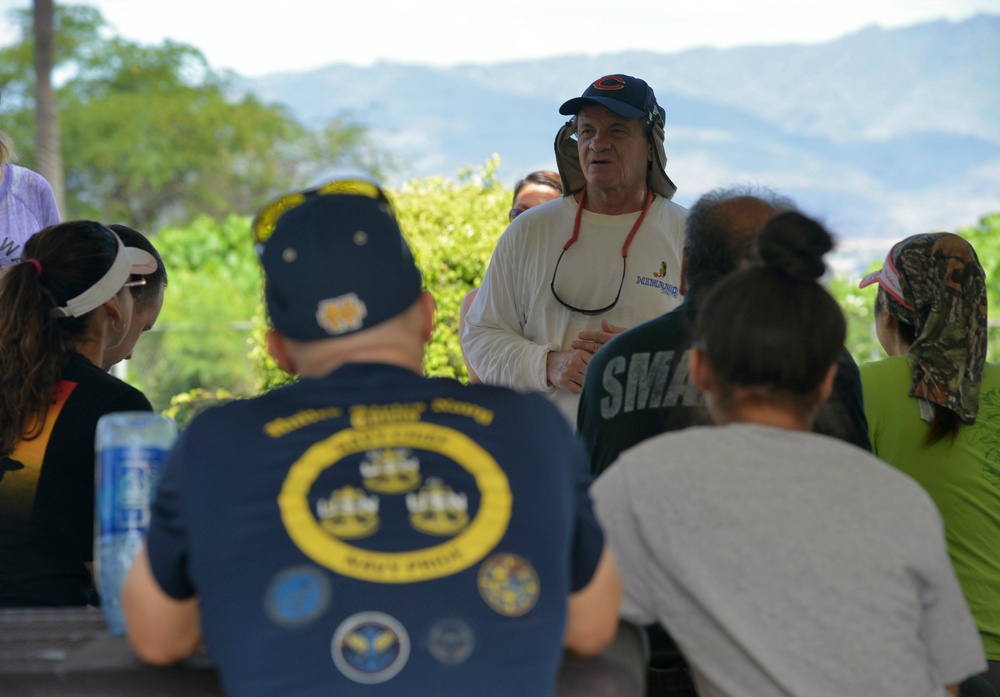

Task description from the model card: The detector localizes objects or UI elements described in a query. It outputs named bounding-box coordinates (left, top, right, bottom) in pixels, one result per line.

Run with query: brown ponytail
left=0, top=222, right=119, bottom=456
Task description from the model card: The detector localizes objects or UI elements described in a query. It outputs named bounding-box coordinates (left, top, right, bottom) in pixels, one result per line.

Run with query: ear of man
left=688, top=346, right=712, bottom=394
left=813, top=362, right=838, bottom=408
left=417, top=290, right=436, bottom=344
left=265, top=291, right=435, bottom=378
left=266, top=329, right=297, bottom=375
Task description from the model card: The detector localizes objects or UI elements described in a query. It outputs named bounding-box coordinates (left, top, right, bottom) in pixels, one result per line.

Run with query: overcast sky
left=1, top=0, right=999, bottom=76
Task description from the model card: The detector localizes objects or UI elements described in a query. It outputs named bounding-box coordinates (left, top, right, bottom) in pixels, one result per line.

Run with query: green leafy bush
left=126, top=214, right=260, bottom=410
left=393, top=157, right=509, bottom=378
left=163, top=388, right=238, bottom=430
left=248, top=158, right=510, bottom=389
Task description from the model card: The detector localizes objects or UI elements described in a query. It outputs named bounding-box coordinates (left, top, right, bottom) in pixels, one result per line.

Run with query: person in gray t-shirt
left=592, top=211, right=987, bottom=697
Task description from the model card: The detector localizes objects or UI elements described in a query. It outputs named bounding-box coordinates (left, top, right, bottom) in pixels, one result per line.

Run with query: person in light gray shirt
left=591, top=211, right=986, bottom=697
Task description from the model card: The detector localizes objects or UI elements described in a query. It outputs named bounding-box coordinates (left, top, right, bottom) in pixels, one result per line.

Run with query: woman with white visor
left=0, top=221, right=157, bottom=607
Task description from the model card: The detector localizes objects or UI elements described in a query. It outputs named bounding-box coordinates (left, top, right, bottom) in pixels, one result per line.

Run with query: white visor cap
left=52, top=232, right=157, bottom=318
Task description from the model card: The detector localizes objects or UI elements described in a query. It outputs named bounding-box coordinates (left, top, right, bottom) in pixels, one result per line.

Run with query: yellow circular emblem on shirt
left=278, top=422, right=512, bottom=583
left=477, top=553, right=540, bottom=617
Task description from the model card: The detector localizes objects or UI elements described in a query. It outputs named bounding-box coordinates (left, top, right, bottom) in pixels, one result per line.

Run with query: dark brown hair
left=695, top=211, right=846, bottom=414
left=0, top=221, right=120, bottom=456
left=512, top=171, right=562, bottom=206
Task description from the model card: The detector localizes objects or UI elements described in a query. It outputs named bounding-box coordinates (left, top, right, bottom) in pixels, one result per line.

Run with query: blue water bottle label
left=97, top=446, right=169, bottom=536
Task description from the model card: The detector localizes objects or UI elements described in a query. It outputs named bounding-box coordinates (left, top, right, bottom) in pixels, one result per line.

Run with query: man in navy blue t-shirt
left=122, top=180, right=622, bottom=697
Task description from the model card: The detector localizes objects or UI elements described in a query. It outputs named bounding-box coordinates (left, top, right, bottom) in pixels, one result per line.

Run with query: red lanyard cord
left=564, top=187, right=654, bottom=257
left=551, top=187, right=655, bottom=316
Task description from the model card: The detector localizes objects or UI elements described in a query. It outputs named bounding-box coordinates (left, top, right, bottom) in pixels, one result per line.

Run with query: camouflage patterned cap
left=861, top=233, right=987, bottom=423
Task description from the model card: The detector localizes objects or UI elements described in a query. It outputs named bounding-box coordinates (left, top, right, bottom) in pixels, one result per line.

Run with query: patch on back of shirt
left=331, top=611, right=410, bottom=684
left=277, top=422, right=513, bottom=584
left=263, top=565, right=331, bottom=628
left=477, top=553, right=540, bottom=617
left=426, top=617, right=476, bottom=665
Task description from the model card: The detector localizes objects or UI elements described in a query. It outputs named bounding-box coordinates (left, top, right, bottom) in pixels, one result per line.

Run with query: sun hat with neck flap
left=553, top=73, right=678, bottom=200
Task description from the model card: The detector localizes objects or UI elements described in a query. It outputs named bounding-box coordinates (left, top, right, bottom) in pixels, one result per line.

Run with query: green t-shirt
left=861, top=356, right=1000, bottom=660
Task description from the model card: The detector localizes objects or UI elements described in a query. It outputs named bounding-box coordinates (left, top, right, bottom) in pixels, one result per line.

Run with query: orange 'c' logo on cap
left=593, top=76, right=625, bottom=91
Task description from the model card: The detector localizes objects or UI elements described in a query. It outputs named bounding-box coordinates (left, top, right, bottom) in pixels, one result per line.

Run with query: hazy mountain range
left=241, top=14, right=1000, bottom=265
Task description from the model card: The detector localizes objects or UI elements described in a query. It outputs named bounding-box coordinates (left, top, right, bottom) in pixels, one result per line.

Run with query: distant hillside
left=242, top=14, right=1000, bottom=246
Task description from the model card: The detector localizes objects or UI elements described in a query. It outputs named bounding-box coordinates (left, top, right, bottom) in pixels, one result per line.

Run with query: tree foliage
left=394, top=156, right=509, bottom=378
left=0, top=3, right=393, bottom=227
left=956, top=212, right=1000, bottom=361
left=125, top=214, right=260, bottom=410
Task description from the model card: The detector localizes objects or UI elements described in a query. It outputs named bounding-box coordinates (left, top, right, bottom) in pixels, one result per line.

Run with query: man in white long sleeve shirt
left=462, top=74, right=687, bottom=422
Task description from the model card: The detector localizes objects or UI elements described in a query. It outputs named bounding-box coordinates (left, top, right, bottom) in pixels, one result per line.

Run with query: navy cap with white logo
left=255, top=182, right=423, bottom=341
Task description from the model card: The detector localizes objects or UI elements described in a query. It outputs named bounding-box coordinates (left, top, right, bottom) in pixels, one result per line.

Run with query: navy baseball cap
left=554, top=74, right=678, bottom=199
left=559, top=74, right=664, bottom=124
left=253, top=180, right=423, bottom=341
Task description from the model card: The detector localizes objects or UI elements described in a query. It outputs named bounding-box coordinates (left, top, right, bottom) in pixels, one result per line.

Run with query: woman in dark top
left=0, top=221, right=157, bottom=606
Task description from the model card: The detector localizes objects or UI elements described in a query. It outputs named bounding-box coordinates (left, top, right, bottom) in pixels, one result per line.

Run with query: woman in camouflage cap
left=859, top=232, right=999, bottom=693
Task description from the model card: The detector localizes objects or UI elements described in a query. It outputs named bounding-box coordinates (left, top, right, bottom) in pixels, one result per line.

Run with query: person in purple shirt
left=0, top=124, right=61, bottom=267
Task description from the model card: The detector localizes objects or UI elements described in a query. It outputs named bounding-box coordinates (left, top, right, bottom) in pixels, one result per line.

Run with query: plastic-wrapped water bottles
left=94, top=411, right=177, bottom=636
